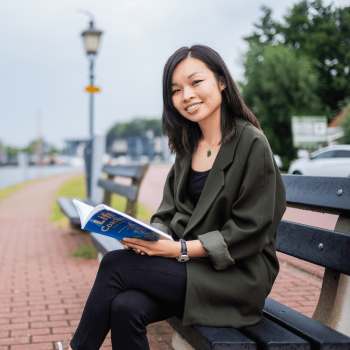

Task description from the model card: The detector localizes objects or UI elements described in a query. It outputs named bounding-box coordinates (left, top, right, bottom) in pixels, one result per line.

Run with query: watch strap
left=179, top=239, right=187, bottom=255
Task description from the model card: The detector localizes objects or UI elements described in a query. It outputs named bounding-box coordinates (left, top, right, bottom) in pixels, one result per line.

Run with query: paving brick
left=0, top=335, right=29, bottom=346
left=52, top=326, right=77, bottom=334
left=0, top=323, right=28, bottom=331
left=32, top=333, right=72, bottom=343
left=11, top=315, right=48, bottom=324
left=49, top=314, right=81, bottom=322
left=31, top=309, right=65, bottom=317
left=12, top=343, right=53, bottom=350
left=31, top=321, right=69, bottom=329
left=12, top=327, right=51, bottom=337
left=0, top=331, right=9, bottom=338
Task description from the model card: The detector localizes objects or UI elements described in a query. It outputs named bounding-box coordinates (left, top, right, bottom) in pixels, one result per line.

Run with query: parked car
left=273, top=155, right=283, bottom=169
left=288, top=145, right=350, bottom=177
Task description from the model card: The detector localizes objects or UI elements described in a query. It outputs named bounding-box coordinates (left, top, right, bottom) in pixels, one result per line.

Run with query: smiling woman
left=162, top=45, right=262, bottom=159
left=67, top=45, right=286, bottom=350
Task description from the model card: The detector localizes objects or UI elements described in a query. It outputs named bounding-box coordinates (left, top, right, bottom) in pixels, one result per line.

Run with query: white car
left=288, top=145, right=350, bottom=177
left=273, top=155, right=283, bottom=169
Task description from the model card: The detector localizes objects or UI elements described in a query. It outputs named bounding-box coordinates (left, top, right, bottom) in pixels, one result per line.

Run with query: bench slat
left=282, top=175, right=350, bottom=215
left=239, top=316, right=310, bottom=350
left=102, top=165, right=146, bottom=180
left=57, top=197, right=81, bottom=226
left=277, top=220, right=350, bottom=276
left=90, top=232, right=124, bottom=255
left=97, top=179, right=138, bottom=200
left=263, top=298, right=350, bottom=349
left=167, top=316, right=256, bottom=350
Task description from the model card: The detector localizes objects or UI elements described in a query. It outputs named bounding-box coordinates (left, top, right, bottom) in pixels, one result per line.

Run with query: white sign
left=292, top=116, right=328, bottom=147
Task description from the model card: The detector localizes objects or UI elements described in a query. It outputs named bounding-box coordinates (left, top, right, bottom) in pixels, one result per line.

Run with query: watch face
left=179, top=255, right=189, bottom=262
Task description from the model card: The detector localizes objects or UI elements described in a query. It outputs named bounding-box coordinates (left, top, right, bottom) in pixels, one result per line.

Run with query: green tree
left=240, top=44, right=322, bottom=168
left=245, top=1, right=350, bottom=117
left=6, top=146, right=19, bottom=157
left=22, top=140, right=36, bottom=155
left=107, top=118, right=162, bottom=138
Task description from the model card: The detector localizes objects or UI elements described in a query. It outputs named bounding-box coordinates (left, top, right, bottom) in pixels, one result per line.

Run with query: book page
left=72, top=200, right=94, bottom=227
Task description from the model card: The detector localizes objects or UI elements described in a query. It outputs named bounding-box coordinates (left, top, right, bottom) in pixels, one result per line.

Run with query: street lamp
left=81, top=20, right=103, bottom=138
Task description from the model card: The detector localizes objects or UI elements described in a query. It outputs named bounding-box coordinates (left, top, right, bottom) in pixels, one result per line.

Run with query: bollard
left=84, top=135, right=106, bottom=204
left=17, top=153, right=28, bottom=182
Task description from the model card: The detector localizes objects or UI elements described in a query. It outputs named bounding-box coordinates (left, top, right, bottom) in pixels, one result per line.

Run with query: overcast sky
left=1, top=0, right=349, bottom=149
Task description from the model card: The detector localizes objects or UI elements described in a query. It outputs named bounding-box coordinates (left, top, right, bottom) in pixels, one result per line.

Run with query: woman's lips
left=186, top=102, right=203, bottom=112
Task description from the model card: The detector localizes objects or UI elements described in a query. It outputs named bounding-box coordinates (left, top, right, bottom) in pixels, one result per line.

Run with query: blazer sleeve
left=149, top=164, right=177, bottom=239
left=198, top=130, right=286, bottom=270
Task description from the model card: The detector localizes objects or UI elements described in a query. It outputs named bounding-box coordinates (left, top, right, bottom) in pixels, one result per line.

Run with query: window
left=333, top=150, right=350, bottom=158
left=313, top=151, right=336, bottom=159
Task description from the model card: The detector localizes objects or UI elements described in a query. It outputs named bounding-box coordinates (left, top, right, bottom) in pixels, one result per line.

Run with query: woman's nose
left=182, top=87, right=195, bottom=101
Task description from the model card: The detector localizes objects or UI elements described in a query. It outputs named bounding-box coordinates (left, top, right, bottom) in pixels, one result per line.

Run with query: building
left=327, top=108, right=347, bottom=145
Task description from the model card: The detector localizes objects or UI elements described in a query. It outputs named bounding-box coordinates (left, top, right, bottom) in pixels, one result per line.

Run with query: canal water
left=0, top=165, right=83, bottom=190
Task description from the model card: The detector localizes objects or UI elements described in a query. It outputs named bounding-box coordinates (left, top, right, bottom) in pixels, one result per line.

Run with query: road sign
left=85, top=85, right=100, bottom=93
left=292, top=116, right=327, bottom=147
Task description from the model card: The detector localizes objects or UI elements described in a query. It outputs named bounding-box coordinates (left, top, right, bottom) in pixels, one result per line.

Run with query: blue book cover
left=73, top=199, right=173, bottom=241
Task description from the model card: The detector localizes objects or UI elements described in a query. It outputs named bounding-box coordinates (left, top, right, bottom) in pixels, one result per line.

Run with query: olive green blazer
left=150, top=118, right=286, bottom=328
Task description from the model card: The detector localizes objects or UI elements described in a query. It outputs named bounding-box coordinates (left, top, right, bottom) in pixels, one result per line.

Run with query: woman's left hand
left=120, top=238, right=181, bottom=258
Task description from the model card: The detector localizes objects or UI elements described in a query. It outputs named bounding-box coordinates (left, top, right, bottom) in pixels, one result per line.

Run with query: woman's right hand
left=121, top=241, right=146, bottom=255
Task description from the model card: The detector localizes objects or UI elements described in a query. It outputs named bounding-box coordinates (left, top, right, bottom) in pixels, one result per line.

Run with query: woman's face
left=171, top=57, right=226, bottom=124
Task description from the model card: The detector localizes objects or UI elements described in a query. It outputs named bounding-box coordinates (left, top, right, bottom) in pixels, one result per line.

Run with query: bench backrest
left=278, top=175, right=350, bottom=276
left=279, top=174, right=350, bottom=329
left=97, top=164, right=149, bottom=217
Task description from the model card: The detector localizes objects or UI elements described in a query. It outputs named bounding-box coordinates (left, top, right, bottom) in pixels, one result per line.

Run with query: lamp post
left=81, top=21, right=103, bottom=138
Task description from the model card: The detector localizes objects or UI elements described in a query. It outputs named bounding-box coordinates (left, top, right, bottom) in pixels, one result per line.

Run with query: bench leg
left=312, top=215, right=350, bottom=337
left=327, top=273, right=350, bottom=336
left=172, top=330, right=195, bottom=350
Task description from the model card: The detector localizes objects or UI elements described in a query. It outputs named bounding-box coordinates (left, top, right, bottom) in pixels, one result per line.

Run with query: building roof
left=328, top=106, right=349, bottom=128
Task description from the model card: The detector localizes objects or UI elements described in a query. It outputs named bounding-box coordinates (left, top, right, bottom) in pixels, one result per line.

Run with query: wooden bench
left=92, top=174, right=350, bottom=349
left=57, top=164, right=149, bottom=257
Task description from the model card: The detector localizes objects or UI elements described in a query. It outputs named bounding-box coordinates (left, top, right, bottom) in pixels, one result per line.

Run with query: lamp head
left=81, top=21, right=103, bottom=55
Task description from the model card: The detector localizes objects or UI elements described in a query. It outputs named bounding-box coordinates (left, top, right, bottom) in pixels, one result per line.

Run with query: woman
left=66, top=45, right=286, bottom=350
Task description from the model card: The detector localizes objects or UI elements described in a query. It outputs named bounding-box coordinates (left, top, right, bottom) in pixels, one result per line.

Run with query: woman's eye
left=172, top=89, right=180, bottom=95
left=193, top=80, right=202, bottom=85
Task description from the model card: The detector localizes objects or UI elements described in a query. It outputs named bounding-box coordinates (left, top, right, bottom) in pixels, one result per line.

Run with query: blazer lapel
left=182, top=118, right=248, bottom=238
left=175, top=155, right=194, bottom=216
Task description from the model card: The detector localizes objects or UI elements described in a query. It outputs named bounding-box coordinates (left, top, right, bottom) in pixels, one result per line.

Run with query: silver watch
left=177, top=239, right=189, bottom=262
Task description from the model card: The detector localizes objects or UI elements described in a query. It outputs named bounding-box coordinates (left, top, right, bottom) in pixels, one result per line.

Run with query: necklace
left=202, top=135, right=221, bottom=157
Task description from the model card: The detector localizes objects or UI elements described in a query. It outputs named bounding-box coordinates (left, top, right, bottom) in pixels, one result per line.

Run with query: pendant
left=207, top=150, right=211, bottom=157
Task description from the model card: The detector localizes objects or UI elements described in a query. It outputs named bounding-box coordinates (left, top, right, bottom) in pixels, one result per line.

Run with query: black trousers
left=70, top=249, right=187, bottom=350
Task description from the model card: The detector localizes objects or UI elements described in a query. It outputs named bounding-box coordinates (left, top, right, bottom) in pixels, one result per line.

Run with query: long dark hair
left=162, top=45, right=262, bottom=157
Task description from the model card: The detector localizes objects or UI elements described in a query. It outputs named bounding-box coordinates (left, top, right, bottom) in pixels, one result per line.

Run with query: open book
left=72, top=199, right=173, bottom=241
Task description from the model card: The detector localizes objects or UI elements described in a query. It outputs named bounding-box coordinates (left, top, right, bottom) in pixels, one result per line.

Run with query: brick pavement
left=0, top=172, right=325, bottom=350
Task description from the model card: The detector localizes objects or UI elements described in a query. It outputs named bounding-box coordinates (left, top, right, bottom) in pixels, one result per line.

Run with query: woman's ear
left=219, top=77, right=227, bottom=91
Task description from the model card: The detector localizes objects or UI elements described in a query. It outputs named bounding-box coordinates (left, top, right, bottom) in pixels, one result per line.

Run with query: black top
left=187, top=167, right=211, bottom=207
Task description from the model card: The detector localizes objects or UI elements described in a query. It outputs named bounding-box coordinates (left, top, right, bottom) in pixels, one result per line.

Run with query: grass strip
left=50, top=175, right=154, bottom=227
left=72, top=244, right=97, bottom=259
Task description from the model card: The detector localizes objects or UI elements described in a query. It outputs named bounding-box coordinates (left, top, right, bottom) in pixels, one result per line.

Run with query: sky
left=1, top=0, right=349, bottom=149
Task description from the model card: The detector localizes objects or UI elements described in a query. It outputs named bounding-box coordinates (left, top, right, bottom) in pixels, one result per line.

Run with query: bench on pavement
left=57, top=164, right=149, bottom=250
left=93, top=174, right=350, bottom=349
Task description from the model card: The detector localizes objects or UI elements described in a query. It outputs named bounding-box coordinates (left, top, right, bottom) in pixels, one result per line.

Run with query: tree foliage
left=241, top=0, right=350, bottom=167
left=245, top=0, right=350, bottom=116
left=107, top=118, right=162, bottom=138
left=240, top=44, right=322, bottom=167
